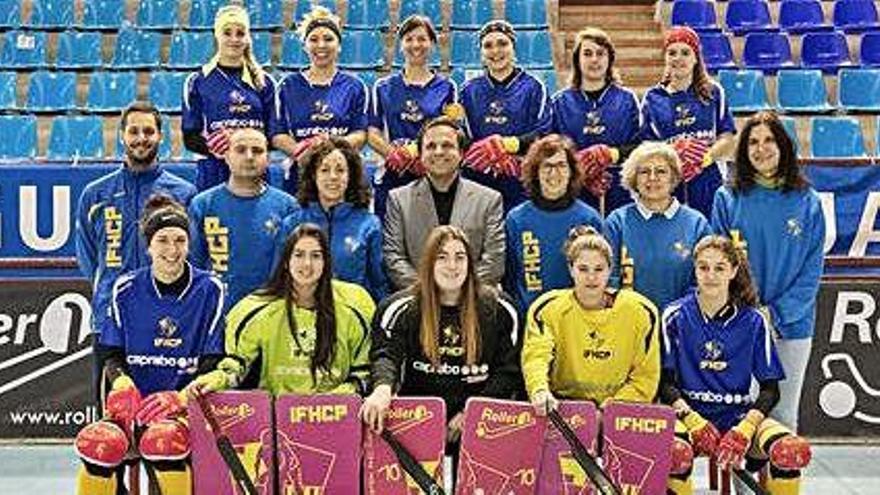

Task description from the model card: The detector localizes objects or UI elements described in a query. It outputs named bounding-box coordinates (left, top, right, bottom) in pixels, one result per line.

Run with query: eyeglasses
left=635, top=166, right=671, bottom=178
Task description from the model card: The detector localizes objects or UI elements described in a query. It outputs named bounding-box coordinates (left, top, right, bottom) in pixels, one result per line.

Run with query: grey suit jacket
left=383, top=176, right=505, bottom=290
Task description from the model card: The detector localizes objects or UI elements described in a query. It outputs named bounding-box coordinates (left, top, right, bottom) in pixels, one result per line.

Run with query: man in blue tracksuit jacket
left=75, top=102, right=196, bottom=397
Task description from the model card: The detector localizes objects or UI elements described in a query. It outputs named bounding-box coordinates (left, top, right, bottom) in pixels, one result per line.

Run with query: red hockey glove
left=292, top=135, right=328, bottom=164
left=716, top=417, right=758, bottom=469
left=206, top=128, right=231, bottom=159
left=135, top=391, right=186, bottom=426
left=769, top=434, right=812, bottom=470
left=673, top=137, right=711, bottom=183
left=576, top=144, right=617, bottom=197
left=104, top=375, right=141, bottom=436
left=682, top=409, right=721, bottom=457
left=385, top=142, right=423, bottom=175
left=75, top=420, right=130, bottom=468
left=464, top=135, right=520, bottom=178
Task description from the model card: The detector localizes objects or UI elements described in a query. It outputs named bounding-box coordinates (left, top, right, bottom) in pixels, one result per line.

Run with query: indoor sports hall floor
left=0, top=443, right=877, bottom=494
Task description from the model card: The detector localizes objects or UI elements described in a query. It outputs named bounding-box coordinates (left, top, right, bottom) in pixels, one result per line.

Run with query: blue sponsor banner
left=804, top=164, right=880, bottom=257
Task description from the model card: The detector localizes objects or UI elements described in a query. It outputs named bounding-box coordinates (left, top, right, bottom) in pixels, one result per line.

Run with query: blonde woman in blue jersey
left=522, top=227, right=660, bottom=413
left=182, top=4, right=276, bottom=191
left=660, top=235, right=812, bottom=495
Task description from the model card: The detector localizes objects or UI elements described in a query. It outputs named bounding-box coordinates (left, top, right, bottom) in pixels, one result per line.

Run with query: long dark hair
left=297, top=136, right=371, bottom=208
left=258, top=223, right=336, bottom=383
left=694, top=235, right=759, bottom=308
left=569, top=27, right=620, bottom=89
left=730, top=111, right=808, bottom=193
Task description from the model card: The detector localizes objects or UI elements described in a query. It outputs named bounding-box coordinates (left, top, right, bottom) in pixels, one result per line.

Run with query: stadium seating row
left=719, top=67, right=880, bottom=113
left=671, top=0, right=880, bottom=34
left=0, top=113, right=872, bottom=161
left=0, top=0, right=547, bottom=31
left=0, top=28, right=555, bottom=70
left=0, top=67, right=560, bottom=114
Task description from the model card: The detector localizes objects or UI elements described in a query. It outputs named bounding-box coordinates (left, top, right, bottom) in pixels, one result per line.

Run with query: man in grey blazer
left=383, top=117, right=505, bottom=290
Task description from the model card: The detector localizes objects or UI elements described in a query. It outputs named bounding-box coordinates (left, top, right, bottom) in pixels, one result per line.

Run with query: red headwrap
left=664, top=26, right=701, bottom=56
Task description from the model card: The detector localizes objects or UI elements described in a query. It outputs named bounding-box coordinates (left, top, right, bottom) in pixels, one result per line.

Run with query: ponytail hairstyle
left=414, top=226, right=481, bottom=367
left=693, top=235, right=759, bottom=307
left=139, top=194, right=189, bottom=244
left=259, top=224, right=337, bottom=384
left=211, top=4, right=267, bottom=91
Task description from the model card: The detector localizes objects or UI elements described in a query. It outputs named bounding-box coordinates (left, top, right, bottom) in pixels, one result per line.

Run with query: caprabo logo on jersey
left=126, top=354, right=198, bottom=374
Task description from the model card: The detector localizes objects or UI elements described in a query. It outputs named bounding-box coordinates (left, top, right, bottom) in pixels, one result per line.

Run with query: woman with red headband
left=640, top=26, right=736, bottom=218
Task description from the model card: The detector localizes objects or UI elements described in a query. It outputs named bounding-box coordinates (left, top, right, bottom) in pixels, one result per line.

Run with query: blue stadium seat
left=25, top=0, right=74, bottom=28
left=779, top=116, right=799, bottom=152
left=861, top=31, right=880, bottom=67
left=777, top=69, right=832, bottom=112
left=0, top=0, right=21, bottom=29
left=518, top=31, right=554, bottom=69
left=393, top=40, right=441, bottom=67
left=189, top=0, right=226, bottom=29
left=452, top=0, right=493, bottom=30
left=0, top=115, right=37, bottom=159
left=450, top=67, right=482, bottom=88
left=346, top=0, right=390, bottom=30
left=450, top=30, right=482, bottom=68
left=725, top=0, right=774, bottom=35
left=251, top=31, right=272, bottom=67
left=339, top=31, right=385, bottom=69
left=248, top=0, right=283, bottom=29
left=779, top=0, right=830, bottom=34
left=55, top=31, right=103, bottom=69
left=532, top=69, right=558, bottom=93
left=810, top=116, right=866, bottom=157
left=834, top=0, right=880, bottom=33
left=399, top=0, right=443, bottom=29
left=356, top=70, right=378, bottom=89
left=48, top=116, right=106, bottom=160
left=279, top=32, right=309, bottom=69
left=718, top=69, right=770, bottom=112
left=112, top=28, right=162, bottom=69
left=742, top=31, right=793, bottom=73
left=838, top=68, right=880, bottom=111
left=0, top=72, right=17, bottom=110
left=27, top=71, right=76, bottom=112
left=79, top=0, right=125, bottom=30
left=149, top=71, right=188, bottom=112
left=0, top=30, right=47, bottom=68
left=136, top=0, right=180, bottom=29
left=801, top=31, right=852, bottom=73
left=505, top=0, right=549, bottom=30
left=167, top=31, right=213, bottom=69
left=700, top=32, right=736, bottom=72
left=85, top=71, right=137, bottom=113
left=670, top=0, right=720, bottom=32
left=295, top=0, right=338, bottom=25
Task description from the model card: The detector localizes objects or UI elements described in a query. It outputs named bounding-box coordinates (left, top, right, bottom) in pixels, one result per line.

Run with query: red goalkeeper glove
left=385, top=142, right=424, bottom=175
left=576, top=144, right=618, bottom=197
left=292, top=135, right=328, bottom=164
left=104, top=375, right=141, bottom=436
left=673, top=137, right=711, bottom=183
left=206, top=128, right=231, bottom=159
left=135, top=391, right=186, bottom=426
left=682, top=409, right=721, bottom=457
left=464, top=135, right=520, bottom=178
left=716, top=416, right=758, bottom=469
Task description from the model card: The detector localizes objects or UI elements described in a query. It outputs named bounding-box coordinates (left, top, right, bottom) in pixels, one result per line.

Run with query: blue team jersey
left=101, top=265, right=226, bottom=395
left=182, top=68, right=277, bottom=190
left=461, top=70, right=553, bottom=212
left=639, top=82, right=736, bottom=218
left=551, top=84, right=641, bottom=213
left=370, top=72, right=457, bottom=143
left=272, top=71, right=368, bottom=140
left=661, top=293, right=784, bottom=431
left=604, top=200, right=710, bottom=310
left=188, top=185, right=297, bottom=307
left=369, top=72, right=457, bottom=221
left=504, top=199, right=603, bottom=314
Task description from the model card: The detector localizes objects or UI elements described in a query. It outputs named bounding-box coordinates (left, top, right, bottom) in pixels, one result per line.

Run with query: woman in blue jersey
left=660, top=235, right=812, bottom=495
left=271, top=6, right=369, bottom=196
left=504, top=134, right=603, bottom=315
left=182, top=4, right=276, bottom=191
left=605, top=141, right=710, bottom=310
left=369, top=14, right=457, bottom=221
left=640, top=26, right=736, bottom=217
left=73, top=195, right=225, bottom=495
left=461, top=20, right=553, bottom=213
left=280, top=137, right=387, bottom=302
left=711, top=111, right=825, bottom=433
left=551, top=27, right=641, bottom=214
